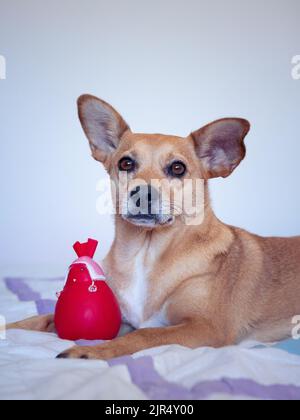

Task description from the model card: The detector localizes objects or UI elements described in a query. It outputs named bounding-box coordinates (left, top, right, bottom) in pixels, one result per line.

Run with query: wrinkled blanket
left=1, top=276, right=300, bottom=400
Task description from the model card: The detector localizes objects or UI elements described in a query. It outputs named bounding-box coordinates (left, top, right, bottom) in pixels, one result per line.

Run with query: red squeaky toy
left=54, top=239, right=121, bottom=341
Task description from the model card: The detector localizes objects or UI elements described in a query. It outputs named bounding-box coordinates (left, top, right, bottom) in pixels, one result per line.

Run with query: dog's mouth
left=124, top=213, right=175, bottom=228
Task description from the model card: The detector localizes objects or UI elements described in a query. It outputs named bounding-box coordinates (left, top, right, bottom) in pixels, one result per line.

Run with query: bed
left=1, top=276, right=300, bottom=400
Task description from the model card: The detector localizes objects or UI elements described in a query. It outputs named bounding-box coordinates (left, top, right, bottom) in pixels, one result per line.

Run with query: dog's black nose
left=129, top=185, right=159, bottom=216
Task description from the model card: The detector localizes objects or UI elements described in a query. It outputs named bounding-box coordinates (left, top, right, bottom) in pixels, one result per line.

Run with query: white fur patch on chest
left=120, top=248, right=149, bottom=329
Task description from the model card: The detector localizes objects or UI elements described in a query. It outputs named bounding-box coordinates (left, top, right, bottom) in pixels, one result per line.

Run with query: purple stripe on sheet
left=5, top=278, right=41, bottom=302
left=109, top=356, right=300, bottom=400
left=35, top=299, right=56, bottom=315
left=5, top=277, right=56, bottom=315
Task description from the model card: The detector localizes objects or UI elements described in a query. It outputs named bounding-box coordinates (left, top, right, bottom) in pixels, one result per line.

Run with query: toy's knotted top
left=71, top=239, right=106, bottom=281
left=73, top=238, right=98, bottom=259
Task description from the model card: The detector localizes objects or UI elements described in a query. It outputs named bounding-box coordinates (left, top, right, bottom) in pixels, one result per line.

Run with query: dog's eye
left=168, top=161, right=187, bottom=178
left=118, top=157, right=136, bottom=172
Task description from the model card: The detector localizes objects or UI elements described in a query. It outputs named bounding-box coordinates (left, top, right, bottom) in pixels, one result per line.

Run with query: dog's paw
left=56, top=345, right=117, bottom=361
left=8, top=314, right=56, bottom=333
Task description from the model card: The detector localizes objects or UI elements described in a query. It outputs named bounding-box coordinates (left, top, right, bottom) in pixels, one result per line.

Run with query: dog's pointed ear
left=191, top=118, right=250, bottom=179
left=77, top=95, right=130, bottom=162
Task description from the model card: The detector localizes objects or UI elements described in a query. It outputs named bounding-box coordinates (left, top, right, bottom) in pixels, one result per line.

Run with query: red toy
left=54, top=239, right=121, bottom=341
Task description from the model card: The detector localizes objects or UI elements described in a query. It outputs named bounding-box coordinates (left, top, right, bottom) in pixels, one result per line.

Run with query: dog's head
left=78, top=95, right=250, bottom=229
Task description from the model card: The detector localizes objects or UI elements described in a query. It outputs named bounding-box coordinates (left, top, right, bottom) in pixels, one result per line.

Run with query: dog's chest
left=120, top=248, right=150, bottom=329
left=119, top=241, right=168, bottom=329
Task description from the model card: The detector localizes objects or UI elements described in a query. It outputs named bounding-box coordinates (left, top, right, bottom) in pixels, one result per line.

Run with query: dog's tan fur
left=9, top=95, right=300, bottom=360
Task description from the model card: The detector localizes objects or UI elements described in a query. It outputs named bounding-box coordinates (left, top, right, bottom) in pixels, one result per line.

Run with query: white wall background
left=0, top=0, right=299, bottom=275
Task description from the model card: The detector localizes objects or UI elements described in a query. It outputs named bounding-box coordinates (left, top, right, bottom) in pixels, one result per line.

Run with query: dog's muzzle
left=123, top=185, right=174, bottom=227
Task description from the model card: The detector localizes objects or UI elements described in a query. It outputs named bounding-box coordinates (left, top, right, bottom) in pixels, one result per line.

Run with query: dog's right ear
left=191, top=118, right=250, bottom=179
left=77, top=95, right=130, bottom=162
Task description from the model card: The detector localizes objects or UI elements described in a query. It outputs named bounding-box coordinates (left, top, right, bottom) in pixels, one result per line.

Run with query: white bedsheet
left=1, top=275, right=300, bottom=400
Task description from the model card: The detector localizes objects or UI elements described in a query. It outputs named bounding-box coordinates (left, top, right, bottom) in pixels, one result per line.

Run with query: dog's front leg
left=7, top=314, right=56, bottom=333
left=56, top=319, right=229, bottom=360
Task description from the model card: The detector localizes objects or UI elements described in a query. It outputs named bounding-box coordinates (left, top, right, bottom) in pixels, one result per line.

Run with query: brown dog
left=9, top=95, right=300, bottom=360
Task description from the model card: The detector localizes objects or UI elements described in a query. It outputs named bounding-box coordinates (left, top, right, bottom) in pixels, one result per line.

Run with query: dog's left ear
left=191, top=118, right=250, bottom=179
left=78, top=94, right=130, bottom=163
